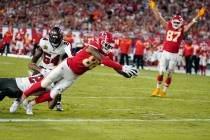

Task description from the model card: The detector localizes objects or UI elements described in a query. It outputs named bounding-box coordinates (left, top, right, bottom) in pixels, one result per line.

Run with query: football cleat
left=161, top=91, right=166, bottom=97
left=56, top=102, right=64, bottom=112
left=151, top=88, right=160, bottom=97
left=26, top=102, right=33, bottom=115
left=9, top=100, right=20, bottom=113
left=22, top=99, right=28, bottom=110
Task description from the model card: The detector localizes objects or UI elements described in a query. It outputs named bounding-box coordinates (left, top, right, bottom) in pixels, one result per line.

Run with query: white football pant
left=41, top=59, right=78, bottom=98
left=159, top=50, right=178, bottom=74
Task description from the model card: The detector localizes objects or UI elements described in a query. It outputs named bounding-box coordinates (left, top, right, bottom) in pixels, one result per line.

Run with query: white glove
left=122, top=65, right=139, bottom=78
left=40, top=68, right=51, bottom=77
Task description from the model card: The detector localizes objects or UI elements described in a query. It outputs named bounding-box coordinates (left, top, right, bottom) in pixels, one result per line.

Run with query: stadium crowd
left=0, top=0, right=209, bottom=75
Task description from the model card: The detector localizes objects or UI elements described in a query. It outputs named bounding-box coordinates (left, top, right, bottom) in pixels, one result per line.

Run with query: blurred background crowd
left=0, top=0, right=209, bottom=75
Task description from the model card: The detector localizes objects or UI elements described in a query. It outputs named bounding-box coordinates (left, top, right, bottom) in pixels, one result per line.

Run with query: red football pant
left=35, top=91, right=53, bottom=104
left=23, top=82, right=44, bottom=97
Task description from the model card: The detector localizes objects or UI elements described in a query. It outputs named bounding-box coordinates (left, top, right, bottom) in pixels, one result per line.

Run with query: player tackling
left=10, top=26, right=72, bottom=112
left=149, top=0, right=205, bottom=97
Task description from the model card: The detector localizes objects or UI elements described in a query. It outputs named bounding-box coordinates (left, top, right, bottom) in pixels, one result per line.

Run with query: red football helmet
left=98, top=31, right=114, bottom=53
left=171, top=15, right=184, bottom=30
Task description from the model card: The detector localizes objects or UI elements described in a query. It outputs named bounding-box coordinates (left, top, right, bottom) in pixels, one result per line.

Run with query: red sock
left=165, top=77, right=172, bottom=87
left=35, top=91, right=53, bottom=104
left=157, top=74, right=163, bottom=83
left=23, top=82, right=44, bottom=97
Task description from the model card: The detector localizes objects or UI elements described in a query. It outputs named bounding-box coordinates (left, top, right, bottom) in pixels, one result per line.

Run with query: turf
left=0, top=56, right=210, bottom=140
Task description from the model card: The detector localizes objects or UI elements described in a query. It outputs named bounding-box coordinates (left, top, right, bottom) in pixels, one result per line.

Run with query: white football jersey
left=16, top=73, right=44, bottom=92
left=38, top=38, right=72, bottom=70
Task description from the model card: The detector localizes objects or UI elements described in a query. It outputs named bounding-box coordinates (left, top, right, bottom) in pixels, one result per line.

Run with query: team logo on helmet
left=98, top=31, right=114, bottom=53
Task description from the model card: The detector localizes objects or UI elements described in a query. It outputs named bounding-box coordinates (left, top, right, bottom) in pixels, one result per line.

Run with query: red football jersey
left=163, top=22, right=184, bottom=53
left=67, top=41, right=103, bottom=75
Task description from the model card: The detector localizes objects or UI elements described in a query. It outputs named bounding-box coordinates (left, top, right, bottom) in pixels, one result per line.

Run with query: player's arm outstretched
left=184, top=7, right=206, bottom=32
left=149, top=0, right=167, bottom=29
left=86, top=46, right=138, bottom=78
left=28, top=47, right=44, bottom=74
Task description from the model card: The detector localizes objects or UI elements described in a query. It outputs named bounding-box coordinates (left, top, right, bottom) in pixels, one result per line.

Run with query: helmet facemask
left=171, top=16, right=183, bottom=30
left=101, top=41, right=114, bottom=54
left=49, top=27, right=63, bottom=48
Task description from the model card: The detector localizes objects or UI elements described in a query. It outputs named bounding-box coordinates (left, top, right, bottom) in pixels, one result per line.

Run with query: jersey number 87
left=166, top=30, right=181, bottom=42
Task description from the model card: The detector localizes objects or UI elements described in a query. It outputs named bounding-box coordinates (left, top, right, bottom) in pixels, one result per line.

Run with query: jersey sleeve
left=38, top=38, right=45, bottom=50
left=63, top=41, right=73, bottom=57
left=86, top=41, right=100, bottom=50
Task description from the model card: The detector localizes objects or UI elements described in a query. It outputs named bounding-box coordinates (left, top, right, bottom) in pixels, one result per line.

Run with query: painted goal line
left=1, top=118, right=210, bottom=123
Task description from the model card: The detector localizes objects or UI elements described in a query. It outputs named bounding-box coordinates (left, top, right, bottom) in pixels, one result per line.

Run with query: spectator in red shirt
left=32, top=29, right=42, bottom=56
left=184, top=40, right=194, bottom=74
left=133, top=40, right=145, bottom=69
left=0, top=33, right=4, bottom=54
left=2, top=30, right=13, bottom=56
left=119, top=38, right=131, bottom=65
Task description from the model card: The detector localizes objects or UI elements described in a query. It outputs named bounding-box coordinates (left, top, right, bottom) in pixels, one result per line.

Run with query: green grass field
left=0, top=56, right=210, bottom=140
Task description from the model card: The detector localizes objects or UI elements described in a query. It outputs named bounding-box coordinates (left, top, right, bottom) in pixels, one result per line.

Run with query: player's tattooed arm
left=86, top=46, right=103, bottom=61
left=86, top=45, right=123, bottom=70
left=28, top=47, right=43, bottom=73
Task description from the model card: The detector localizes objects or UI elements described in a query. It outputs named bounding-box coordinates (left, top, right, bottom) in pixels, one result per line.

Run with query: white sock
left=163, top=86, right=168, bottom=92
left=157, top=83, right=161, bottom=89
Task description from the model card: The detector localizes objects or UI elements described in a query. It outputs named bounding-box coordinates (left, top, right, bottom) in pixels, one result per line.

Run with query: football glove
left=149, top=0, right=156, bottom=10
left=122, top=65, right=139, bottom=78
left=40, top=68, right=51, bottom=76
left=197, top=7, right=206, bottom=17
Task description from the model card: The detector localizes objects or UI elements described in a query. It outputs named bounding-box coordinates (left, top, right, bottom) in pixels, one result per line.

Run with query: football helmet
left=49, top=27, right=63, bottom=48
left=171, top=15, right=184, bottom=30
left=98, top=31, right=114, bottom=53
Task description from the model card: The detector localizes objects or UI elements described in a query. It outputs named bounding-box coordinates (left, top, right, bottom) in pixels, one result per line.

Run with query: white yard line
left=67, top=96, right=210, bottom=103
left=0, top=118, right=210, bottom=122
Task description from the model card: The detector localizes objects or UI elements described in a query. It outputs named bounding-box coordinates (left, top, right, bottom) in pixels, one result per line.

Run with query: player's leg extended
left=25, top=60, right=77, bottom=114
left=151, top=54, right=167, bottom=97
left=26, top=78, right=75, bottom=115
left=161, top=71, right=172, bottom=97
left=161, top=54, right=177, bottom=97
left=20, top=63, right=64, bottom=102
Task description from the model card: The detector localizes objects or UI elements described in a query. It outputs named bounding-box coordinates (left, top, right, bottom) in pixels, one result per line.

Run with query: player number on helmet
left=82, top=56, right=100, bottom=69
left=166, top=30, right=181, bottom=42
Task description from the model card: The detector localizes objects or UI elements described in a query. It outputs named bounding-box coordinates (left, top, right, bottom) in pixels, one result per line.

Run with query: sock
left=156, top=74, right=163, bottom=88
left=163, top=85, right=168, bottom=92
left=57, top=94, right=62, bottom=103
left=163, top=77, right=172, bottom=92
left=29, top=100, right=36, bottom=106
left=35, top=92, right=53, bottom=104
left=23, top=82, right=44, bottom=97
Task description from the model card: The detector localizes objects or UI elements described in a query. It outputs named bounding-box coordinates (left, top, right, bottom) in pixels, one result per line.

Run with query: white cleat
left=9, top=100, right=20, bottom=113
left=26, top=103, right=33, bottom=115
left=22, top=99, right=28, bottom=110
